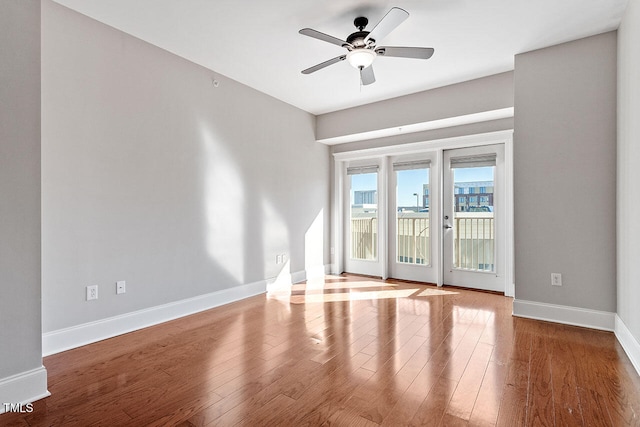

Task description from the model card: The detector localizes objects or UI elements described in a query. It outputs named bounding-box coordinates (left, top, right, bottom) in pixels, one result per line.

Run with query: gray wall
left=42, top=1, right=330, bottom=332
left=618, top=0, right=640, bottom=342
left=319, top=71, right=514, bottom=144
left=0, top=0, right=43, bottom=378
left=514, top=32, right=617, bottom=311
left=330, top=118, right=514, bottom=154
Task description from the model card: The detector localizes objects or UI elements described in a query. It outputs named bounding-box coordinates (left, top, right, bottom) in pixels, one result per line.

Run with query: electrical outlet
left=116, top=280, right=126, bottom=294
left=276, top=255, right=281, bottom=264
left=551, top=273, right=562, bottom=287
left=86, top=285, right=98, bottom=301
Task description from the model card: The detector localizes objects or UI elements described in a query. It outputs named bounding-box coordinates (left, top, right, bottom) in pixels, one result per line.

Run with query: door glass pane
left=396, top=168, right=430, bottom=265
left=350, top=172, right=377, bottom=260
left=452, top=166, right=494, bottom=271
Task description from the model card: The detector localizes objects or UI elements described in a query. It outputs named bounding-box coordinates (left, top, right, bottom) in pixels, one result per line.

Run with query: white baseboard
left=304, top=265, right=331, bottom=281
left=615, top=315, right=640, bottom=376
left=43, top=279, right=267, bottom=356
left=43, top=267, right=333, bottom=357
left=0, top=366, right=50, bottom=414
left=512, top=299, right=615, bottom=331
left=290, top=270, right=307, bottom=285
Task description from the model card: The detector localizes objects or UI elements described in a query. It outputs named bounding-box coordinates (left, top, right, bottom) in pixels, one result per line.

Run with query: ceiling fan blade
left=301, top=55, right=347, bottom=74
left=364, top=7, right=409, bottom=44
left=375, top=46, right=434, bottom=60
left=360, top=65, right=375, bottom=85
left=299, top=28, right=352, bottom=48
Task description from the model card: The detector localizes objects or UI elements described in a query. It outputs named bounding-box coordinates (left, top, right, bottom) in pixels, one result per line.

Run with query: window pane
left=350, top=173, right=377, bottom=260
left=452, top=166, right=494, bottom=271
left=396, top=168, right=430, bottom=265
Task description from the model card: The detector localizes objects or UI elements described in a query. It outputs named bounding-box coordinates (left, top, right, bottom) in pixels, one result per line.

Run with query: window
left=394, top=160, right=430, bottom=266
left=348, top=167, right=378, bottom=260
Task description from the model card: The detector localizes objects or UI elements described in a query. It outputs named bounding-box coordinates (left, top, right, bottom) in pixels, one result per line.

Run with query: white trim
left=0, top=366, right=49, bottom=413
left=506, top=282, right=515, bottom=298
left=332, top=161, right=345, bottom=275
left=380, top=157, right=389, bottom=280
left=615, top=315, right=640, bottom=376
left=318, top=108, right=514, bottom=145
left=504, top=136, right=515, bottom=298
left=436, top=149, right=444, bottom=287
left=43, top=280, right=267, bottom=356
left=513, top=299, right=615, bottom=331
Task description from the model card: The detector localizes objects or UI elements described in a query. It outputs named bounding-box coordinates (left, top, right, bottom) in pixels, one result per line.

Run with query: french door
left=340, top=139, right=509, bottom=293
left=344, top=163, right=383, bottom=276
left=388, top=153, right=438, bottom=283
left=443, top=145, right=505, bottom=291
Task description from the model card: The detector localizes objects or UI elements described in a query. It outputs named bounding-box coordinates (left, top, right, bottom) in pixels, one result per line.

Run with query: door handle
left=444, top=224, right=453, bottom=229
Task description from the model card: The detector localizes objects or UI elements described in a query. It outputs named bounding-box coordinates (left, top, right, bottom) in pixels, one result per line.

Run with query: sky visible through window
left=351, top=167, right=494, bottom=207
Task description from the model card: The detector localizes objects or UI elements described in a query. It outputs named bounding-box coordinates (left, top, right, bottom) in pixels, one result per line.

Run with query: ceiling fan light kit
left=299, top=7, right=434, bottom=86
left=347, top=49, right=376, bottom=69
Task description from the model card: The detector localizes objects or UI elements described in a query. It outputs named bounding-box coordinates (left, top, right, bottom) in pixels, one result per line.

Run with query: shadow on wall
left=198, top=121, right=327, bottom=293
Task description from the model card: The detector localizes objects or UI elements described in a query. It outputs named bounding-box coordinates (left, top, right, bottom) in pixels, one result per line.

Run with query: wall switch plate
left=116, top=280, right=126, bottom=294
left=551, top=273, right=562, bottom=287
left=276, top=255, right=281, bottom=264
left=86, top=285, right=98, bottom=300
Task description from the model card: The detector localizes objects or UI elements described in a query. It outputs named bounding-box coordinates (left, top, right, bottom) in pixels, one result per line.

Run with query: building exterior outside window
left=454, top=181, right=493, bottom=212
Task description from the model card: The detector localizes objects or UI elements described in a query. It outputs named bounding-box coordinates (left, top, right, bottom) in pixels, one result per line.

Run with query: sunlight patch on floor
left=291, top=280, right=398, bottom=292
left=416, top=288, right=459, bottom=296
left=288, top=288, right=420, bottom=304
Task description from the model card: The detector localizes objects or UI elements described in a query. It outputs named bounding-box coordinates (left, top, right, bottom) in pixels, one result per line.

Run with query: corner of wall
left=0, top=367, right=49, bottom=414
left=615, top=315, right=640, bottom=376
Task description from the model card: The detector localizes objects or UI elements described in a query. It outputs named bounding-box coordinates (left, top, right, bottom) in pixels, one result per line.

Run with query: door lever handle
left=444, top=224, right=453, bottom=229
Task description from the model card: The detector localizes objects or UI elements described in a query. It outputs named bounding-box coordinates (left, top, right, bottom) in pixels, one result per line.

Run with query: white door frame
left=331, top=130, right=514, bottom=296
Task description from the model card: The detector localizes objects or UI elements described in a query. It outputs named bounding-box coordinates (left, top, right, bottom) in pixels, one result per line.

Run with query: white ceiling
left=52, top=0, right=627, bottom=115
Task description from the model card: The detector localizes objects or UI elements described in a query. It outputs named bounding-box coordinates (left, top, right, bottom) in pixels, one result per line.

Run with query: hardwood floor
left=3, top=274, right=640, bottom=426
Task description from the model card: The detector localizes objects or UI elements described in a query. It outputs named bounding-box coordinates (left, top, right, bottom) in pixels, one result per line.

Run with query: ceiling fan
left=299, top=7, right=434, bottom=85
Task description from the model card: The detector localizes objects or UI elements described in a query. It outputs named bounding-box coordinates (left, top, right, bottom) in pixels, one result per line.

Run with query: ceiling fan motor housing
left=346, top=31, right=371, bottom=48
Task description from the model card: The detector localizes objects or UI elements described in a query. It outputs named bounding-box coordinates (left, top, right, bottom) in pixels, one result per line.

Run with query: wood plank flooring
left=2, top=274, right=639, bottom=426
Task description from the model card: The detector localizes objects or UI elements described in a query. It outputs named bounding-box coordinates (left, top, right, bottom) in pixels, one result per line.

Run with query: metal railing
left=453, top=213, right=494, bottom=271
left=397, top=215, right=429, bottom=265
left=351, top=217, right=377, bottom=260
left=350, top=213, right=494, bottom=271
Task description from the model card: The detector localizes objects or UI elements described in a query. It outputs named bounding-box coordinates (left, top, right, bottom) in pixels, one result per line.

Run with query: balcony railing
left=350, top=213, right=494, bottom=272
left=397, top=214, right=429, bottom=265
left=453, top=213, right=494, bottom=271
left=351, top=217, right=377, bottom=260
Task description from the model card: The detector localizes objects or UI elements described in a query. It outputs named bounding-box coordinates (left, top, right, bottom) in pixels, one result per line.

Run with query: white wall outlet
left=276, top=254, right=282, bottom=264
left=116, top=280, right=126, bottom=294
left=86, top=285, right=98, bottom=301
left=551, top=273, right=562, bottom=287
